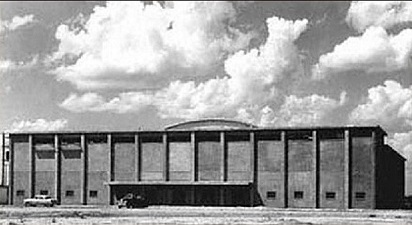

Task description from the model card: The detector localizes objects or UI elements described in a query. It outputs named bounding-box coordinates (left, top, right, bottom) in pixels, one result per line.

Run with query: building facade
left=5, top=119, right=405, bottom=208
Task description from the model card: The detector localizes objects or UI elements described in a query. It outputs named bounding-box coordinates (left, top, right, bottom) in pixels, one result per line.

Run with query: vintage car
left=118, top=193, right=148, bottom=208
left=23, top=195, right=57, bottom=207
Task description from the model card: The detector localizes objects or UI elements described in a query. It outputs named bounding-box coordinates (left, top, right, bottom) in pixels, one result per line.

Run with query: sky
left=0, top=1, right=411, bottom=192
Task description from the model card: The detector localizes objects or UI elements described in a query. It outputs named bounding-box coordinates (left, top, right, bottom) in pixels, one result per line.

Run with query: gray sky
left=0, top=1, right=411, bottom=193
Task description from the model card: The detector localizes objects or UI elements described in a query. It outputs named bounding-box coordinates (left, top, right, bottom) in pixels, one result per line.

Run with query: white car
left=23, top=195, right=57, bottom=207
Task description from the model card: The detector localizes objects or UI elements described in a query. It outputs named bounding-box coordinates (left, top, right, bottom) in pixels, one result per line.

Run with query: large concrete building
left=3, top=119, right=405, bottom=209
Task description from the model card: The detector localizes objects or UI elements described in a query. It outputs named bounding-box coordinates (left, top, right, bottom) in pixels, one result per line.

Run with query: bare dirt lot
left=1, top=206, right=412, bottom=225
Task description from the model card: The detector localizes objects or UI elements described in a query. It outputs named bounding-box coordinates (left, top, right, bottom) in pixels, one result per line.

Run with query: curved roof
left=164, top=119, right=258, bottom=131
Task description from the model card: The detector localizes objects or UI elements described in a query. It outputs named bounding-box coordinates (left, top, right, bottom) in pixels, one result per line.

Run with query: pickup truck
left=23, top=195, right=57, bottom=207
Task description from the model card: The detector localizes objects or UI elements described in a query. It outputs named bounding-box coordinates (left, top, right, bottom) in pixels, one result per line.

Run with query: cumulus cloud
left=60, top=16, right=318, bottom=127
left=50, top=1, right=256, bottom=90
left=6, top=119, right=68, bottom=132
left=312, top=27, right=412, bottom=79
left=349, top=80, right=412, bottom=129
left=0, top=56, right=39, bottom=73
left=0, top=14, right=35, bottom=33
left=258, top=92, right=347, bottom=127
left=346, top=1, right=412, bottom=32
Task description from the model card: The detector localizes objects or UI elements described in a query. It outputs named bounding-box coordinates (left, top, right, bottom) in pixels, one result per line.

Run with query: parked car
left=118, top=193, right=148, bottom=208
left=23, top=195, right=57, bottom=207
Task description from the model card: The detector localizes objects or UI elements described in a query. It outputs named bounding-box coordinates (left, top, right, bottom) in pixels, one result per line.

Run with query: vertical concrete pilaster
left=8, top=137, right=14, bottom=205
left=1, top=133, right=5, bottom=186
left=108, top=134, right=114, bottom=205
left=220, top=132, right=227, bottom=182
left=282, top=131, right=288, bottom=208
left=54, top=135, right=61, bottom=204
left=344, top=129, right=352, bottom=209
left=80, top=134, right=88, bottom=205
left=134, top=134, right=140, bottom=182
left=191, top=132, right=197, bottom=182
left=371, top=130, right=377, bottom=209
left=163, top=133, right=169, bottom=181
left=313, top=130, right=320, bottom=208
left=29, top=135, right=35, bottom=197
left=250, top=132, right=257, bottom=207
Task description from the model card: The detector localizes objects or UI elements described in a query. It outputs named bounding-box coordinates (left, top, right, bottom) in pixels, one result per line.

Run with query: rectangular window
left=89, top=190, right=98, bottom=198
left=16, top=190, right=25, bottom=196
left=294, top=191, right=304, bottom=199
left=65, top=190, right=74, bottom=197
left=355, top=192, right=366, bottom=200
left=40, top=190, right=49, bottom=195
left=326, top=192, right=336, bottom=200
left=267, top=191, right=276, bottom=199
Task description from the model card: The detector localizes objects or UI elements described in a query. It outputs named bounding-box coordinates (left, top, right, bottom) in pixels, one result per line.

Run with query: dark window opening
left=355, top=192, right=366, bottom=200
left=16, top=190, right=25, bottom=196
left=267, top=191, right=276, bottom=199
left=89, top=190, right=98, bottom=198
left=66, top=190, right=74, bottom=197
left=326, top=192, right=336, bottom=199
left=5, top=151, right=10, bottom=161
left=40, top=190, right=49, bottom=195
left=294, top=191, right=304, bottom=199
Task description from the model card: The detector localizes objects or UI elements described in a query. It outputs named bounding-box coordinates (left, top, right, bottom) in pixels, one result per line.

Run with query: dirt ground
left=1, top=206, right=412, bottom=225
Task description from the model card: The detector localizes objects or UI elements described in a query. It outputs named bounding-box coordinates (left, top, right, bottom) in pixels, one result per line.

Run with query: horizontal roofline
left=4, top=125, right=387, bottom=136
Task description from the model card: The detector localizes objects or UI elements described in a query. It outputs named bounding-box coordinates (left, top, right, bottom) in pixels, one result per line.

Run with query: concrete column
left=29, top=135, right=35, bottom=197
left=163, top=133, right=169, bottom=181
left=191, top=132, right=197, bottom=182
left=344, top=129, right=352, bottom=209
left=54, top=135, right=61, bottom=204
left=1, top=133, right=5, bottom=186
left=134, top=134, right=140, bottom=182
left=220, top=132, right=227, bottom=182
left=250, top=132, right=257, bottom=207
left=80, top=134, right=88, bottom=205
left=108, top=134, right=114, bottom=205
left=190, top=186, right=196, bottom=205
left=371, top=130, right=377, bottom=209
left=312, top=130, right=320, bottom=208
left=8, top=136, right=14, bottom=205
left=282, top=131, right=288, bottom=208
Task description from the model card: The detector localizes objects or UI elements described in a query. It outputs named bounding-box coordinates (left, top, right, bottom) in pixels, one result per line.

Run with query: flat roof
left=5, top=125, right=387, bottom=136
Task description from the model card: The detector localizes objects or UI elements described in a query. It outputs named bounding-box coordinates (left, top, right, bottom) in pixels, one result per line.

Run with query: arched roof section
left=164, top=119, right=258, bottom=131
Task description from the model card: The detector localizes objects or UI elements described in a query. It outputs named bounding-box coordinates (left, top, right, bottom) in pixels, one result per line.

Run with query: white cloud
left=59, top=16, right=314, bottom=127
left=0, top=56, right=38, bottom=73
left=349, top=80, right=412, bottom=129
left=258, top=92, right=347, bottom=127
left=60, top=92, right=154, bottom=113
left=0, top=14, right=35, bottom=33
left=346, top=1, right=412, bottom=32
left=388, top=131, right=412, bottom=168
left=312, top=27, right=412, bottom=79
left=6, top=119, right=68, bottom=132
left=50, top=1, right=256, bottom=90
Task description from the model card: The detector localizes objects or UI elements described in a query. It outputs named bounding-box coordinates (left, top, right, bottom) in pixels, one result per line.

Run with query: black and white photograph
left=0, top=1, right=411, bottom=224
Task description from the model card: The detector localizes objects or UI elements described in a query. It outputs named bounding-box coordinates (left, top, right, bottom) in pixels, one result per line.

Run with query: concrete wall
left=288, top=138, right=315, bottom=208
left=351, top=136, right=373, bottom=209
left=319, top=137, right=345, bottom=209
left=169, top=141, right=192, bottom=181
left=227, top=132, right=251, bottom=182
left=87, top=136, right=109, bottom=205
left=257, top=132, right=285, bottom=207
left=60, top=135, right=82, bottom=205
left=376, top=145, right=405, bottom=209
left=12, top=136, right=30, bottom=205
left=141, top=136, right=163, bottom=181
left=114, top=137, right=135, bottom=182
left=197, top=133, right=222, bottom=181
